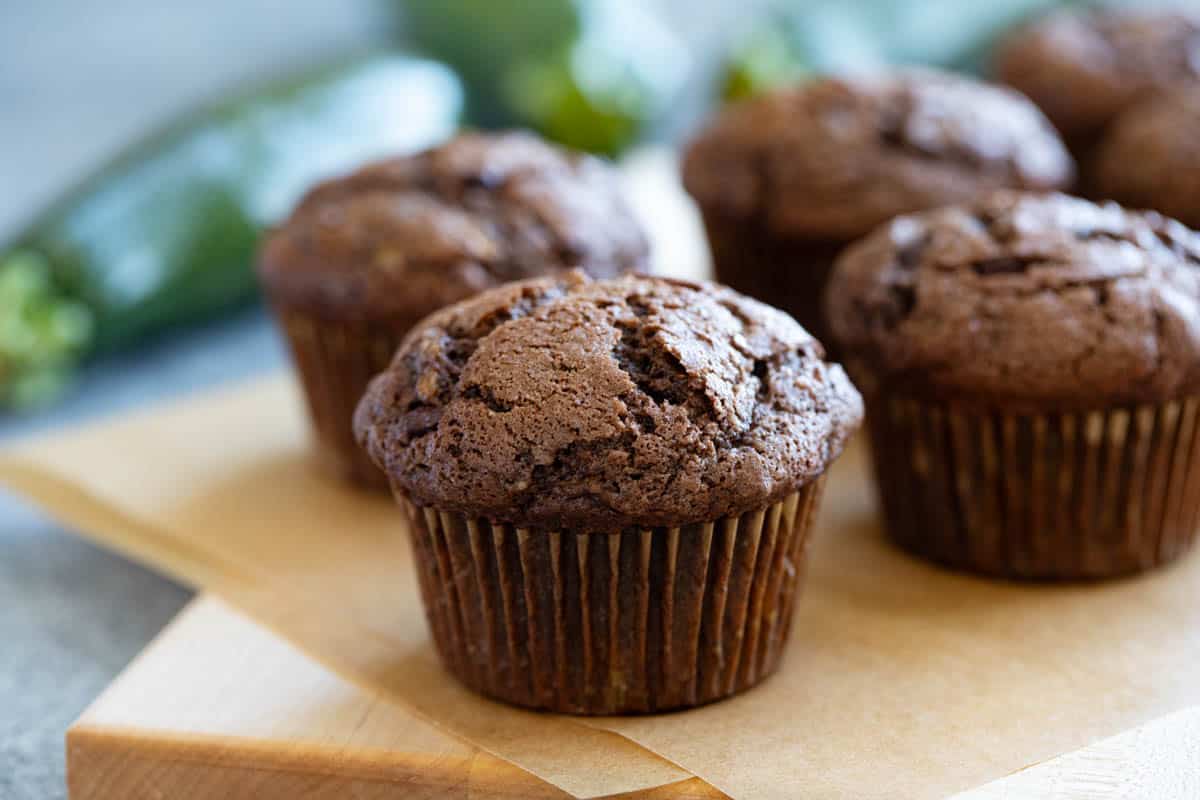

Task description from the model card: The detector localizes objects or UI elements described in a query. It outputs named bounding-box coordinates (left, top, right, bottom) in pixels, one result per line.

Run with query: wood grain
left=69, top=595, right=1200, bottom=800
left=67, top=597, right=724, bottom=800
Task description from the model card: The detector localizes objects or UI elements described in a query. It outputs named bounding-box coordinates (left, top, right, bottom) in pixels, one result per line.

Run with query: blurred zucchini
left=1, top=54, right=462, bottom=411
left=722, top=24, right=811, bottom=104
left=402, top=0, right=688, bottom=156
left=722, top=5, right=886, bottom=102
left=402, top=0, right=580, bottom=126
left=719, top=0, right=1101, bottom=102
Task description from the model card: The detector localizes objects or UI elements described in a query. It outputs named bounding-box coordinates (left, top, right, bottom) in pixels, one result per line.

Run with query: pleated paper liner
left=868, top=393, right=1200, bottom=579
left=698, top=211, right=846, bottom=353
left=399, top=479, right=826, bottom=715
left=277, top=309, right=408, bottom=490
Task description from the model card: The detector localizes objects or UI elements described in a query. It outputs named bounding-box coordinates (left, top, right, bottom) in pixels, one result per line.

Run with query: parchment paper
left=6, top=150, right=1200, bottom=799
left=0, top=377, right=690, bottom=799
left=590, top=449, right=1200, bottom=798
left=7, top=376, right=1200, bottom=799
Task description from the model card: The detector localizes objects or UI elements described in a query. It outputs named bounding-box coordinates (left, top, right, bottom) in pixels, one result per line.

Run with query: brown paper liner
left=867, top=394, right=1200, bottom=579
left=398, top=479, right=826, bottom=715
left=276, top=310, right=408, bottom=490
left=698, top=212, right=847, bottom=352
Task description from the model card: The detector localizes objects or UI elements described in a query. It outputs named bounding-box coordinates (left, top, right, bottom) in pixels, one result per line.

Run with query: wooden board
left=69, top=595, right=1200, bottom=800
left=67, top=596, right=719, bottom=800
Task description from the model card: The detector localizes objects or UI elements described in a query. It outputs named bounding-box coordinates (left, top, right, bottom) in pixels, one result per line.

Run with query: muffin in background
left=682, top=68, right=1073, bottom=349
left=995, top=6, right=1200, bottom=166
left=827, top=191, right=1200, bottom=580
left=355, top=271, right=862, bottom=713
left=1093, top=87, right=1200, bottom=229
left=258, top=131, right=649, bottom=488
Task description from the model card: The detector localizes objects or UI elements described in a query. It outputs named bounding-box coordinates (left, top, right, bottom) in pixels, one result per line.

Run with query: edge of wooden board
left=66, top=724, right=721, bottom=800
left=65, top=595, right=725, bottom=800
left=67, top=723, right=564, bottom=800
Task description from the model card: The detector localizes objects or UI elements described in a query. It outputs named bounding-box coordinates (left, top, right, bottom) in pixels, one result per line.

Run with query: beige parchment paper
left=0, top=377, right=691, bottom=799
left=588, top=447, right=1200, bottom=798
left=6, top=375, right=1200, bottom=800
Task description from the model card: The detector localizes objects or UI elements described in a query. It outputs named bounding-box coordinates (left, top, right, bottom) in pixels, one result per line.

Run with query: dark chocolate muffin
left=259, top=131, right=649, bottom=487
left=356, top=271, right=862, bottom=713
left=995, top=6, right=1200, bottom=164
left=827, top=191, right=1200, bottom=579
left=683, top=68, right=1073, bottom=348
left=1093, top=86, right=1200, bottom=229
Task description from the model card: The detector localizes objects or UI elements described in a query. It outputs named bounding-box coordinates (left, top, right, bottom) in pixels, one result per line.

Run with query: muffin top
left=258, top=132, right=649, bottom=321
left=682, top=69, right=1073, bottom=240
left=355, top=271, right=863, bottom=531
left=1093, top=87, right=1200, bottom=229
left=995, top=6, right=1200, bottom=141
left=826, top=192, right=1200, bottom=407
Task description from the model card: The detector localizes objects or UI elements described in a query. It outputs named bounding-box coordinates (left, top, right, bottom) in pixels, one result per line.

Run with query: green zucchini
left=401, top=0, right=687, bottom=157
left=720, top=0, right=1105, bottom=103
left=1, top=53, right=462, bottom=410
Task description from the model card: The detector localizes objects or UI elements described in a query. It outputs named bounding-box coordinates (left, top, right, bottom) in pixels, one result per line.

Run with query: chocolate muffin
left=682, top=69, right=1073, bottom=349
left=259, top=132, right=649, bottom=487
left=826, top=191, right=1200, bottom=580
left=995, top=6, right=1200, bottom=165
left=355, top=271, right=862, bottom=713
left=1093, top=87, right=1200, bottom=229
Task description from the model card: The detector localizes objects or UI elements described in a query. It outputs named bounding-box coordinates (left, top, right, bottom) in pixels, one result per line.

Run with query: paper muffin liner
left=699, top=212, right=847, bottom=352
left=397, top=478, right=826, bottom=715
left=867, top=393, right=1200, bottom=579
left=277, top=310, right=408, bottom=490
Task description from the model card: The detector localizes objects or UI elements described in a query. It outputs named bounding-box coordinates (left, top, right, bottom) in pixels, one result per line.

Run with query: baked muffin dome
left=682, top=69, right=1074, bottom=240
left=259, top=131, right=650, bottom=322
left=826, top=191, right=1200, bottom=406
left=356, top=271, right=863, bottom=531
left=995, top=6, right=1200, bottom=143
left=1093, top=86, right=1200, bottom=229
left=258, top=131, right=649, bottom=488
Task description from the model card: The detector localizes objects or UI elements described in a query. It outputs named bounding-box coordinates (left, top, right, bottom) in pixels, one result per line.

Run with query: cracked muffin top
left=355, top=271, right=863, bottom=531
left=826, top=192, right=1200, bottom=407
left=258, top=131, right=649, bottom=322
left=995, top=6, right=1200, bottom=142
left=682, top=69, right=1073, bottom=240
left=1093, top=86, right=1200, bottom=230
